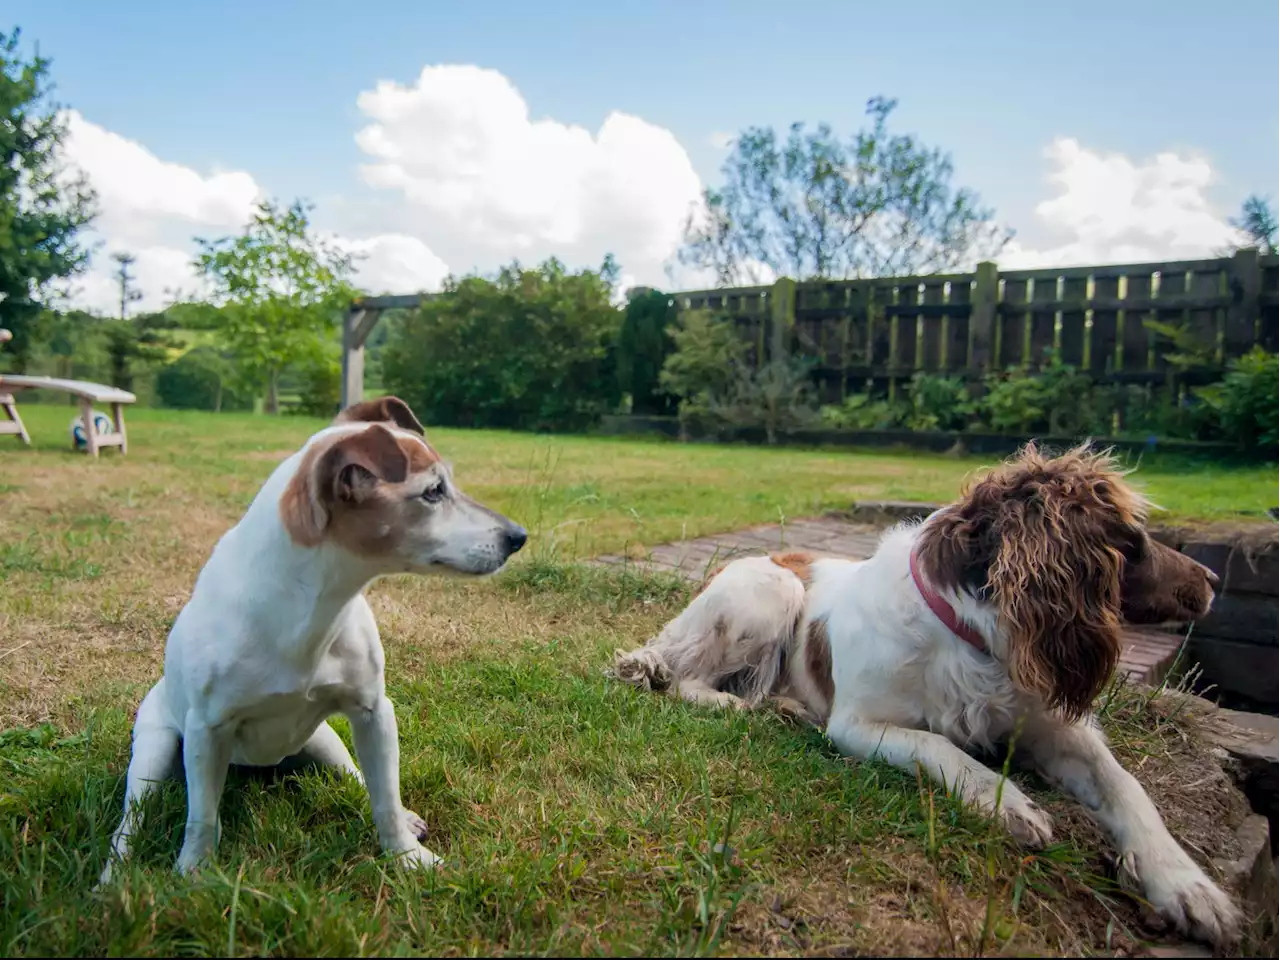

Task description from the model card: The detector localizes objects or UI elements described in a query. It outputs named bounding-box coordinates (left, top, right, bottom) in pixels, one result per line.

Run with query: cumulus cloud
left=354, top=65, right=702, bottom=287
left=333, top=233, right=450, bottom=295
left=999, top=137, right=1240, bottom=269
left=57, top=111, right=450, bottom=313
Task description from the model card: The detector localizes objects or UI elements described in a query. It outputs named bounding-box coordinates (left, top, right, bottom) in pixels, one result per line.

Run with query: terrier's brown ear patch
left=334, top=396, right=425, bottom=436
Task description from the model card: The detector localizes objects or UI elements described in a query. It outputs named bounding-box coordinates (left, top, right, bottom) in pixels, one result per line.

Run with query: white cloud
left=999, top=137, right=1240, bottom=269
left=56, top=111, right=451, bottom=314
left=353, top=65, right=702, bottom=287
left=708, top=131, right=735, bottom=150
left=334, top=233, right=450, bottom=295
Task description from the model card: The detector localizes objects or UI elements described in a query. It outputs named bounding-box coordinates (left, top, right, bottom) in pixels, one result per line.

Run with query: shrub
left=382, top=257, right=622, bottom=432
left=903, top=373, right=975, bottom=431
left=710, top=356, right=819, bottom=444
left=155, top=347, right=251, bottom=412
left=617, top=288, right=678, bottom=416
left=292, top=355, right=341, bottom=418
left=658, top=309, right=747, bottom=433
left=1195, top=347, right=1279, bottom=449
left=818, top=393, right=908, bottom=430
left=980, top=353, right=1108, bottom=436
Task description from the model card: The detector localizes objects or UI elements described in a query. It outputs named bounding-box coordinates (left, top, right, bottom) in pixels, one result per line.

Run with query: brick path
left=593, top=514, right=1181, bottom=685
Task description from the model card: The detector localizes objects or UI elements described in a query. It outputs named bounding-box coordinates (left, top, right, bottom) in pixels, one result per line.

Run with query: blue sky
left=9, top=0, right=1279, bottom=308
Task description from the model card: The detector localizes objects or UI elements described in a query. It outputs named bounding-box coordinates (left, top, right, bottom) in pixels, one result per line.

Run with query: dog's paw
left=1119, top=848, right=1242, bottom=948
left=391, top=845, right=443, bottom=871
left=402, top=808, right=429, bottom=842
left=973, top=784, right=1053, bottom=848
left=610, top=647, right=672, bottom=691
left=999, top=796, right=1054, bottom=849
left=175, top=847, right=210, bottom=876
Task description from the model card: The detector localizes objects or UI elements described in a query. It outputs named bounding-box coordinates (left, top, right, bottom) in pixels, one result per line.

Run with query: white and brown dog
left=99, top=397, right=526, bottom=882
left=613, top=444, right=1240, bottom=947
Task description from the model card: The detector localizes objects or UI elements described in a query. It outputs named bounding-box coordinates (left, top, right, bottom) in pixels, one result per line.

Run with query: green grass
left=0, top=405, right=1268, bottom=956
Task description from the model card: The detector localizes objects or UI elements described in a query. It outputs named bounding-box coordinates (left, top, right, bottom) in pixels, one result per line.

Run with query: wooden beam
left=351, top=293, right=432, bottom=311
left=341, top=308, right=367, bottom=410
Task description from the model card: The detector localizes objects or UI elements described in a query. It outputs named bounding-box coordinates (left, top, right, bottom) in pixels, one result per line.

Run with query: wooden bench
left=0, top=375, right=137, bottom=457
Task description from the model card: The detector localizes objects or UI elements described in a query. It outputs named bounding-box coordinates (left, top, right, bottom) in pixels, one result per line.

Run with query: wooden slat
left=893, top=284, right=918, bottom=371
left=920, top=282, right=945, bottom=371
left=1060, top=277, right=1088, bottom=366
left=1029, top=276, right=1058, bottom=366
left=1090, top=275, right=1121, bottom=375
left=999, top=278, right=1029, bottom=367
left=1121, top=274, right=1154, bottom=373
left=0, top=375, right=136, bottom=405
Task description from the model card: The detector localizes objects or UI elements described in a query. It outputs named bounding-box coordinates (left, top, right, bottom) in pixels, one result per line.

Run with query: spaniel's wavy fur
left=613, top=443, right=1240, bottom=947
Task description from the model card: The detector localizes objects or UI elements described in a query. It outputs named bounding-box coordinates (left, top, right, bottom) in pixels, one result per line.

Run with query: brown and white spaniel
left=613, top=443, right=1239, bottom=947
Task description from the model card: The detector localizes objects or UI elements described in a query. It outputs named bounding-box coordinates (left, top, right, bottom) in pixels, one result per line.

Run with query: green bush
left=709, top=356, right=818, bottom=444
left=382, top=257, right=622, bottom=432
left=658, top=308, right=748, bottom=433
left=617, top=289, right=678, bottom=416
left=292, top=355, right=341, bottom=418
left=904, top=373, right=975, bottom=431
left=155, top=347, right=250, bottom=412
left=1196, top=347, right=1279, bottom=449
left=818, top=393, right=907, bottom=430
left=979, top=353, right=1108, bottom=435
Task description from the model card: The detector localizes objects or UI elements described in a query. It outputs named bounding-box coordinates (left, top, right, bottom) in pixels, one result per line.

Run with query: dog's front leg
left=1019, top=711, right=1240, bottom=948
left=347, top=696, right=441, bottom=869
left=175, top=718, right=231, bottom=875
left=825, top=710, right=1053, bottom=847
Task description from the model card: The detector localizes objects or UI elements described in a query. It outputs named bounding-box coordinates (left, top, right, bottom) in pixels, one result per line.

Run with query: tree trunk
left=266, top=369, right=280, bottom=415
left=214, top=378, right=223, bottom=413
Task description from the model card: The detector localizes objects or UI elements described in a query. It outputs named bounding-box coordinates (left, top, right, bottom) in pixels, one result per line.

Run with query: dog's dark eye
left=420, top=481, right=446, bottom=504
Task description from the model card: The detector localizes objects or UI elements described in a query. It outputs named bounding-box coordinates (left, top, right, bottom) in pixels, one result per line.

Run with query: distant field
left=0, top=405, right=1268, bottom=956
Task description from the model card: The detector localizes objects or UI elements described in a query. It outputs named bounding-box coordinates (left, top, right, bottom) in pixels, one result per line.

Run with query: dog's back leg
left=289, top=721, right=363, bottom=781
left=677, top=677, right=747, bottom=710
left=98, top=681, right=181, bottom=886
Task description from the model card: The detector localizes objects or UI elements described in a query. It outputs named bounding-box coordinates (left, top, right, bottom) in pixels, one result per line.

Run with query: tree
left=658, top=308, right=748, bottom=433
left=195, top=199, right=355, bottom=414
left=0, top=28, right=97, bottom=371
left=112, top=251, right=143, bottom=320
left=1229, top=194, right=1278, bottom=255
left=616, top=287, right=678, bottom=416
left=95, top=249, right=180, bottom=390
left=680, top=97, right=1010, bottom=285
left=382, top=256, right=622, bottom=432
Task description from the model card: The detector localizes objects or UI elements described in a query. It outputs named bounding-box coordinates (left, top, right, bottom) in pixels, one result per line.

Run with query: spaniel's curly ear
left=962, top=448, right=1131, bottom=727
left=985, top=480, right=1124, bottom=721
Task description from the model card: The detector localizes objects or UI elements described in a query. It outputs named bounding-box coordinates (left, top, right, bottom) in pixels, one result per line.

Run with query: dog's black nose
left=505, top=526, right=528, bottom=554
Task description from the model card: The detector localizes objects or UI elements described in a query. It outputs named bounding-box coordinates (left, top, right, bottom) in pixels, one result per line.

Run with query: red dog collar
left=909, top=549, right=988, bottom=654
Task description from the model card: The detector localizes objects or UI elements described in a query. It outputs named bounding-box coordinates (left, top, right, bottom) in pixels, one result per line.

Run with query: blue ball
left=70, top=411, right=114, bottom=449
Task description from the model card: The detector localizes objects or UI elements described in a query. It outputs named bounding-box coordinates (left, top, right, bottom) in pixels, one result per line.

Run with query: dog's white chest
left=226, top=687, right=350, bottom=767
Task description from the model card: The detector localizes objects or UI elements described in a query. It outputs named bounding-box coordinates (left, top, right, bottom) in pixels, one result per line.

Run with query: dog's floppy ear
left=333, top=396, right=425, bottom=436
left=982, top=445, right=1125, bottom=720
left=280, top=424, right=411, bottom=546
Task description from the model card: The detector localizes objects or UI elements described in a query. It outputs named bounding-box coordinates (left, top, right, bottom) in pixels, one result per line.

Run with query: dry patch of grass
left=0, top=405, right=1270, bottom=956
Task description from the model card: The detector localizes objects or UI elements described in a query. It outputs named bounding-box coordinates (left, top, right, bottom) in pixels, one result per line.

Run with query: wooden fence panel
left=662, top=253, right=1270, bottom=405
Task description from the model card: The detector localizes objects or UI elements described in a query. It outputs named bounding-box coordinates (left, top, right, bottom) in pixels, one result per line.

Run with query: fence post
left=341, top=307, right=367, bottom=410
left=970, top=261, right=999, bottom=373
left=769, top=277, right=797, bottom=365
left=1225, top=247, right=1261, bottom=358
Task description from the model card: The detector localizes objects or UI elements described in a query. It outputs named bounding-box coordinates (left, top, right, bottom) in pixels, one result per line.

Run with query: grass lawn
left=0, top=404, right=1271, bottom=956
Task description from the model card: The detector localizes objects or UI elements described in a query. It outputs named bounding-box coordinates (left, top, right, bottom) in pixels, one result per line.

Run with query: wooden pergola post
left=340, top=294, right=428, bottom=410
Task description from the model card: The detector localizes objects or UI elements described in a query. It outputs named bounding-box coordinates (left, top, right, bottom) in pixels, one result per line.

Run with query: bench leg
left=1, top=394, right=30, bottom=446
left=112, top=402, right=128, bottom=456
left=79, top=398, right=99, bottom=457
